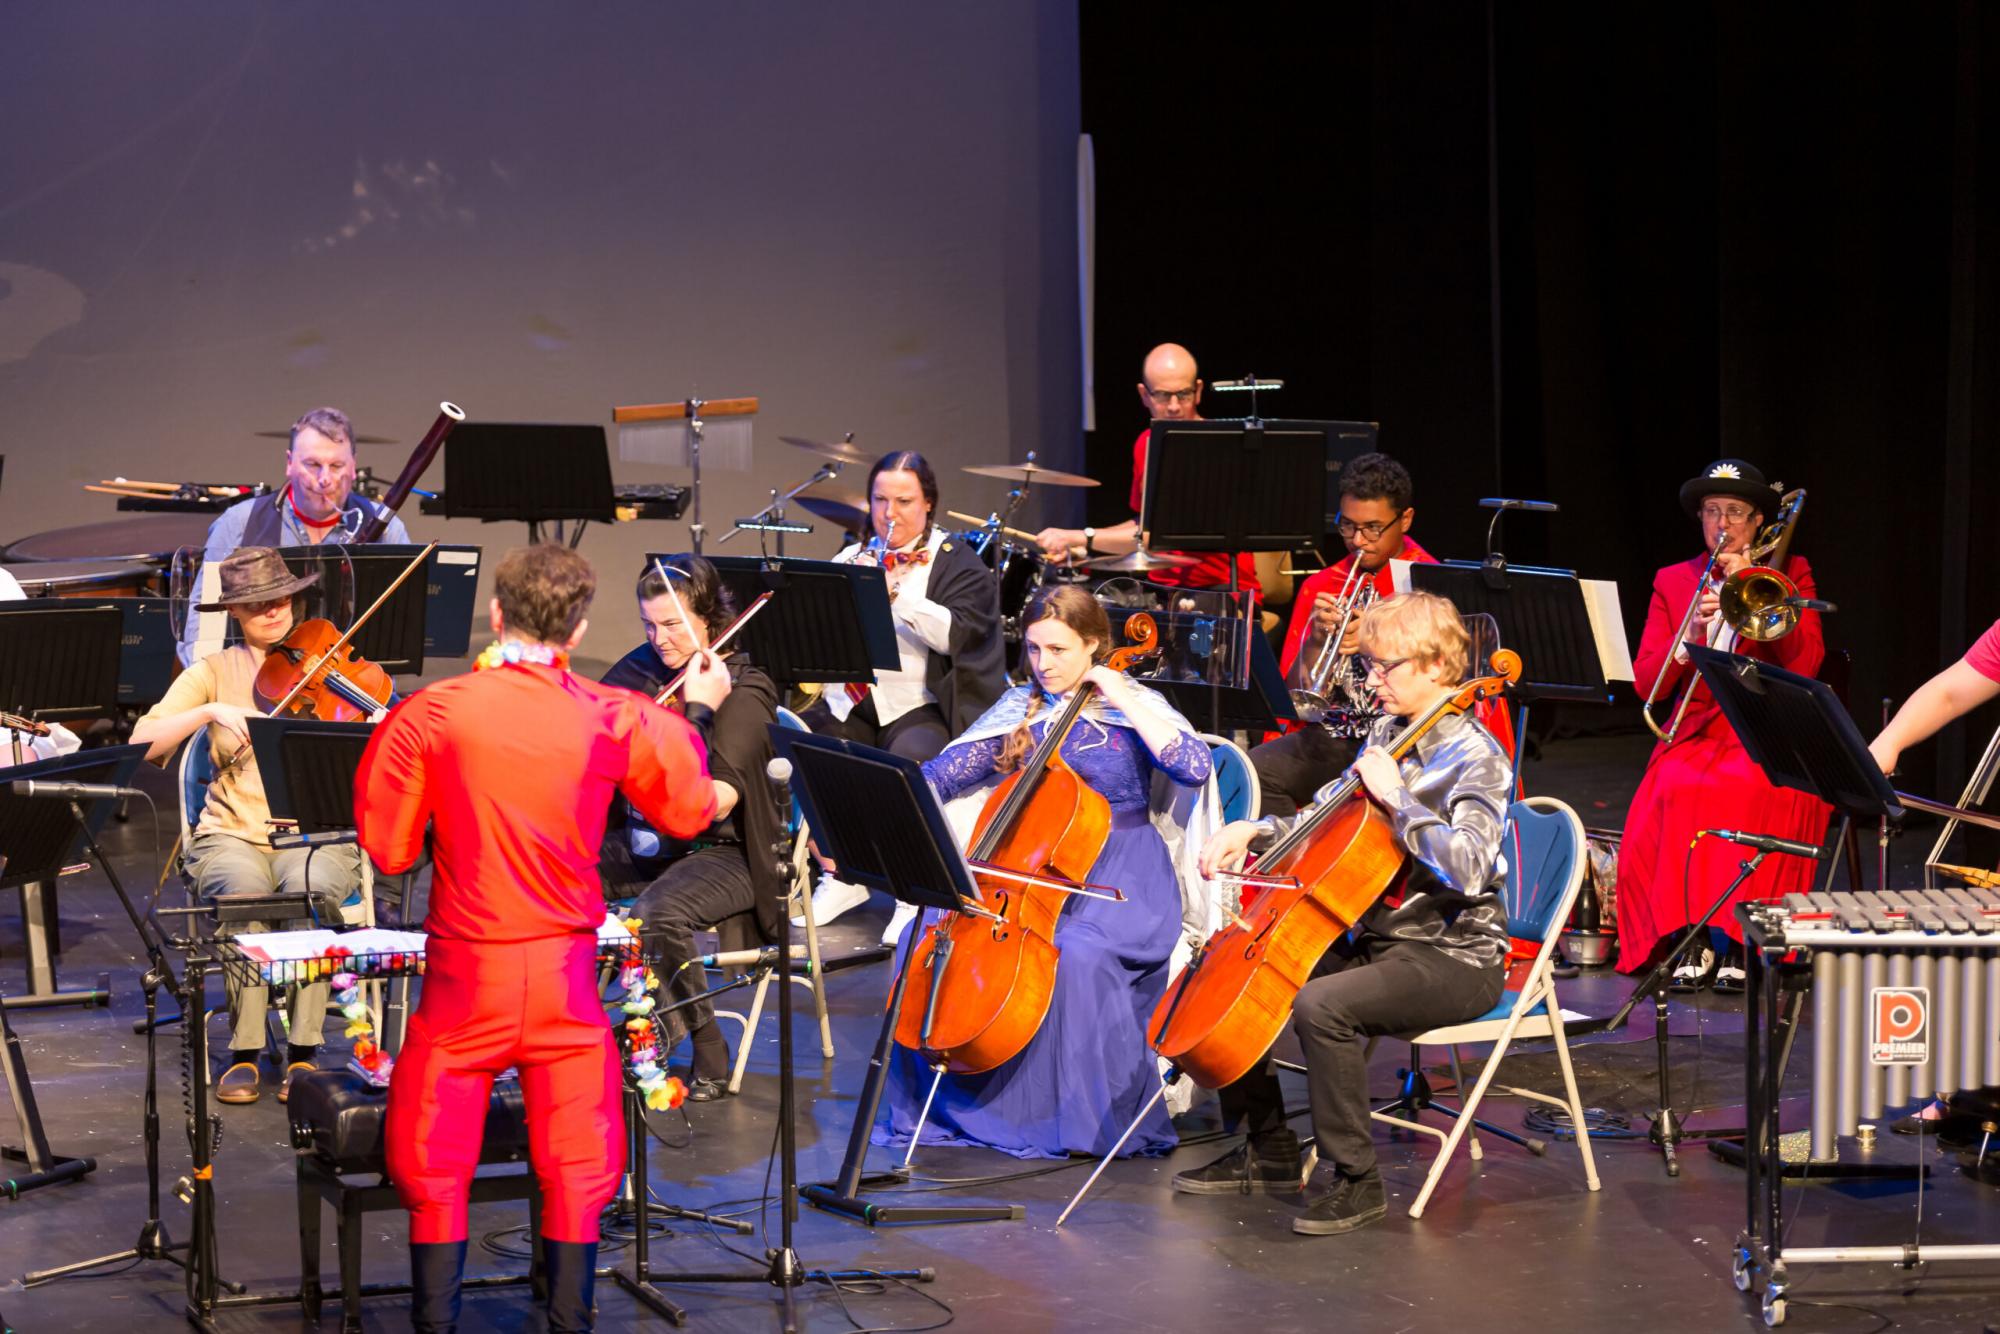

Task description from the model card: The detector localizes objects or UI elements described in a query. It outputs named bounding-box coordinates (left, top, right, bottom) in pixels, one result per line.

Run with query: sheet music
left=1580, top=578, right=1634, bottom=683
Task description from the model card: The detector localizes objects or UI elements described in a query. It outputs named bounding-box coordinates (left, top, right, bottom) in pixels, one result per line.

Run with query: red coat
left=1279, top=537, right=1439, bottom=678
left=1616, top=552, right=1832, bottom=970
left=356, top=661, right=717, bottom=942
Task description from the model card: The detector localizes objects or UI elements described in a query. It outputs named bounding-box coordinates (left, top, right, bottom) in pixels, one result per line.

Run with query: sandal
left=216, top=1061, right=262, bottom=1105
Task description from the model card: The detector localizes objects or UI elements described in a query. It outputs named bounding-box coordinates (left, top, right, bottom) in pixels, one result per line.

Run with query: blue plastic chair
left=1199, top=732, right=1261, bottom=825
left=1368, top=795, right=1601, bottom=1217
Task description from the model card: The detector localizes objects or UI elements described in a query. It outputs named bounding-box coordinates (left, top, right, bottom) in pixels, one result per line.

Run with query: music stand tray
left=1407, top=561, right=1611, bottom=707
left=0, top=605, right=123, bottom=723
left=1141, top=419, right=1327, bottom=556
left=773, top=729, right=1022, bottom=1226
left=246, top=718, right=373, bottom=835
left=690, top=555, right=900, bottom=685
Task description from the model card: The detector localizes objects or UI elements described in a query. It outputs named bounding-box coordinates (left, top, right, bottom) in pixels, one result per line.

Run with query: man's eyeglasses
left=1359, top=655, right=1411, bottom=680
left=1334, top=513, right=1405, bottom=541
left=1698, top=504, right=1757, bottom=525
left=1145, top=386, right=1199, bottom=405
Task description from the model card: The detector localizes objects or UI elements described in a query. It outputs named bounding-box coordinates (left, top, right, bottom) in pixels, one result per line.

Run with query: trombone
left=1641, top=488, right=1808, bottom=744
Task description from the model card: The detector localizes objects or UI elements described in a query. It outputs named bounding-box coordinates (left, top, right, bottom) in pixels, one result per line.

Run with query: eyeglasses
left=1334, top=513, right=1405, bottom=541
left=1145, top=386, right=1199, bottom=405
left=1359, top=655, right=1412, bottom=679
left=1698, top=505, right=1757, bottom=525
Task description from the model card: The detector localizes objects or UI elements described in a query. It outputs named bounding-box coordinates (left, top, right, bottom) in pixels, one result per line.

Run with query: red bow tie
left=881, top=548, right=930, bottom=569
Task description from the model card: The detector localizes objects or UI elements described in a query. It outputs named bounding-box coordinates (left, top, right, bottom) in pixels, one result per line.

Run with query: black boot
left=542, top=1239, right=599, bottom=1333
left=410, top=1240, right=467, bottom=1333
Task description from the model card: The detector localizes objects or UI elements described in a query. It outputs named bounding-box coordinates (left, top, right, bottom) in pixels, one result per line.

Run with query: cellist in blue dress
left=873, top=585, right=1221, bottom=1160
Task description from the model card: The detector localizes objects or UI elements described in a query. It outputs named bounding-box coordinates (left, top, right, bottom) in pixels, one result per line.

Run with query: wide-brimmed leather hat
left=195, top=546, right=319, bottom=611
left=1678, top=458, right=1783, bottom=518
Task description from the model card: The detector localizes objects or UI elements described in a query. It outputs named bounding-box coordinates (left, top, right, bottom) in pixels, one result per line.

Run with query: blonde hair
left=996, top=586, right=1112, bottom=772
left=1356, top=591, right=1470, bottom=684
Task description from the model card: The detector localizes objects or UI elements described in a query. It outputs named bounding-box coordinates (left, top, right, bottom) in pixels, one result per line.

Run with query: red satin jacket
left=355, top=662, right=717, bottom=943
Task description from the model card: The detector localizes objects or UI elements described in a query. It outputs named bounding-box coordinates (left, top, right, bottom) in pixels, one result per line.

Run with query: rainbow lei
left=474, top=640, right=571, bottom=672
left=611, top=919, right=687, bottom=1112
left=320, top=945, right=397, bottom=1087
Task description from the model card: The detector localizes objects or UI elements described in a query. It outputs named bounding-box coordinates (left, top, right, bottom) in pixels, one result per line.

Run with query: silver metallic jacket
left=1250, top=710, right=1514, bottom=971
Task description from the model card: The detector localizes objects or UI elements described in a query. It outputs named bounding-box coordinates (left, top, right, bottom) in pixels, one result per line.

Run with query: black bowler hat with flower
left=1678, top=459, right=1783, bottom=519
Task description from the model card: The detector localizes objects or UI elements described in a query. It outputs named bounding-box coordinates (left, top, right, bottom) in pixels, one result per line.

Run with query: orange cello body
left=1149, top=648, right=1522, bottom=1090
left=892, top=613, right=1159, bottom=1075
left=253, top=617, right=395, bottom=721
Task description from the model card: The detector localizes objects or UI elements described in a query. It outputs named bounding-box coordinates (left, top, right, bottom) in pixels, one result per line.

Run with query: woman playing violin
left=599, top=555, right=770, bottom=1101
left=874, top=584, right=1215, bottom=1160
left=130, top=546, right=369, bottom=1106
left=1184, top=591, right=1512, bottom=1235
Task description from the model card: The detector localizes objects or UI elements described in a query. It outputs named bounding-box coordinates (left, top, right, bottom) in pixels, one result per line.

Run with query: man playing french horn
left=1617, top=458, right=1829, bottom=994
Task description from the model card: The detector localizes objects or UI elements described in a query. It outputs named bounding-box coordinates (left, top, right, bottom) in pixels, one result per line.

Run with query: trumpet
left=1641, top=488, right=1808, bottom=743
left=1286, top=557, right=1378, bottom=726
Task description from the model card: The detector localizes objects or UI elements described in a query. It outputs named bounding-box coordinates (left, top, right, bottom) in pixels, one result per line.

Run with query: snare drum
left=0, top=559, right=158, bottom=598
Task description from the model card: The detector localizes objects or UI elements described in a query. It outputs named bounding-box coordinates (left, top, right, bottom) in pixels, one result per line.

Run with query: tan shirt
left=140, top=646, right=272, bottom=846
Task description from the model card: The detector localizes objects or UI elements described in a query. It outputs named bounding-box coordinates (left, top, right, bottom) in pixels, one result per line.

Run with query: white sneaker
left=794, top=874, right=870, bottom=928
left=881, top=901, right=919, bottom=948
left=1669, top=947, right=1716, bottom=993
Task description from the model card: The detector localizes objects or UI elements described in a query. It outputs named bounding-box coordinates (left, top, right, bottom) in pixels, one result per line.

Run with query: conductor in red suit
left=1617, top=459, right=1829, bottom=993
left=356, top=543, right=729, bottom=1334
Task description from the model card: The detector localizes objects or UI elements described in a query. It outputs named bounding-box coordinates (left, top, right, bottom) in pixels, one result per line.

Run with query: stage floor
left=3, top=732, right=1997, bottom=1332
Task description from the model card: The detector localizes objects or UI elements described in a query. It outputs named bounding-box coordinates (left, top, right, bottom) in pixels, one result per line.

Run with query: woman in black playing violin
left=600, top=555, right=780, bottom=1101
left=873, top=585, right=1216, bottom=1160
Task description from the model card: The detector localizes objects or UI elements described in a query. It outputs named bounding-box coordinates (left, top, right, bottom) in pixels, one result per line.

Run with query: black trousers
left=1220, top=935, right=1505, bottom=1178
left=632, top=846, right=759, bottom=1079
left=1248, top=725, right=1358, bottom=819
left=800, top=695, right=951, bottom=764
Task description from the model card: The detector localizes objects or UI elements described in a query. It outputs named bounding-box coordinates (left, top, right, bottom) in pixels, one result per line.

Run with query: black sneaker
left=1292, top=1170, right=1387, bottom=1235
left=1172, top=1135, right=1302, bottom=1195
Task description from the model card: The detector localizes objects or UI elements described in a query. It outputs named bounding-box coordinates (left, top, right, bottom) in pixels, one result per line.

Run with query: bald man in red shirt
left=357, top=543, right=729, bottom=1334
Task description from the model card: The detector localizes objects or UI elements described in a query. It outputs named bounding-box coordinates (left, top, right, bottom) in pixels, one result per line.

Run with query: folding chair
left=1367, top=795, right=1602, bottom=1217
left=713, top=706, right=835, bottom=1093
left=1199, top=732, right=1261, bottom=824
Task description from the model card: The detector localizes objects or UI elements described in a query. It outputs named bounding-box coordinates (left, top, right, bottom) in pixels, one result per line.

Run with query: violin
left=254, top=618, right=395, bottom=720
left=892, top=615, right=1158, bottom=1074
left=1148, top=648, right=1523, bottom=1090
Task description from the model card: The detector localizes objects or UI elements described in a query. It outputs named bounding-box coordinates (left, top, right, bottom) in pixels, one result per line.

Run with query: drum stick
left=104, top=478, right=184, bottom=492
left=945, top=510, right=1086, bottom=559
left=86, top=483, right=161, bottom=499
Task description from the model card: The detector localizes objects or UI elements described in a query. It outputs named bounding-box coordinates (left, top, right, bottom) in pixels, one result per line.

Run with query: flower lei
left=474, top=639, right=571, bottom=671
left=315, top=943, right=416, bottom=1087
left=611, top=919, right=687, bottom=1112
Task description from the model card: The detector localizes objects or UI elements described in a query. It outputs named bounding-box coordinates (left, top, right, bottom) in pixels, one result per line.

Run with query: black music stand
left=247, top=718, right=373, bottom=838
left=277, top=544, right=476, bottom=675
left=1, top=848, right=98, bottom=1199
left=689, top=556, right=901, bottom=685
left=776, top=730, right=1022, bottom=1229
left=437, top=422, right=617, bottom=547
left=14, top=596, right=179, bottom=708
left=1407, top=560, right=1616, bottom=774
left=0, top=607, right=126, bottom=1009
left=1319, top=420, right=1382, bottom=533
left=1142, top=418, right=1327, bottom=568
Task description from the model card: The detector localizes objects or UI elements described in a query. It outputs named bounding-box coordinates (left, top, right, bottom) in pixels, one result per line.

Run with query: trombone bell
left=1717, top=565, right=1798, bottom=641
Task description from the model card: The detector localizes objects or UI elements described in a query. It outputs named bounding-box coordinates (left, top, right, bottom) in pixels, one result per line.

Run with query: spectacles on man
left=1359, top=655, right=1412, bottom=680
left=1334, top=513, right=1405, bottom=541
left=1145, top=386, right=1198, bottom=405
left=1698, top=504, right=1757, bottom=525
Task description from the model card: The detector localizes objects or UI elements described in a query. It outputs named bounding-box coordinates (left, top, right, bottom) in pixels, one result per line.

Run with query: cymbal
left=962, top=460, right=1099, bottom=487
left=1933, top=863, right=2000, bottom=891
left=253, top=429, right=400, bottom=445
left=1081, top=548, right=1198, bottom=573
left=795, top=489, right=868, bottom=532
left=781, top=435, right=872, bottom=466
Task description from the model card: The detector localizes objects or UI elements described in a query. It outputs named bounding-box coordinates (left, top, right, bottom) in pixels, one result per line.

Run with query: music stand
left=1320, top=420, right=1381, bottom=534
left=688, top=556, right=901, bottom=684
left=1406, top=560, right=1624, bottom=773
left=774, top=729, right=1024, bottom=1228
left=1, top=844, right=99, bottom=1199
left=1105, top=604, right=1297, bottom=733
left=274, top=545, right=438, bottom=676
left=436, top=422, right=617, bottom=547
left=0, top=605, right=122, bottom=727
left=247, top=718, right=372, bottom=836
left=1141, top=418, right=1327, bottom=564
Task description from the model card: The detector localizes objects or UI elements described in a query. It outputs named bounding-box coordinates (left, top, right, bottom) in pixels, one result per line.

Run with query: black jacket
left=599, top=647, right=788, bottom=943
left=910, top=532, right=1006, bottom=734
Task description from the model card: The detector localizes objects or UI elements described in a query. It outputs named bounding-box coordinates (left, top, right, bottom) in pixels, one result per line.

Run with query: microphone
left=767, top=756, right=794, bottom=804
left=1783, top=597, right=1836, bottom=613
left=699, top=944, right=811, bottom=969
left=9, top=779, right=144, bottom=801
left=1700, top=829, right=1828, bottom=860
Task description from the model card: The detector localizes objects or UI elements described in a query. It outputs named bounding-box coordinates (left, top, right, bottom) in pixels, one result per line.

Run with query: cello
left=892, top=614, right=1157, bottom=1074
left=1149, top=648, right=1522, bottom=1090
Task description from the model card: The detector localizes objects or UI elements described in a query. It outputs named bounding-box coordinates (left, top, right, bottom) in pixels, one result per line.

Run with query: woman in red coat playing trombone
left=1617, top=459, right=1830, bottom=994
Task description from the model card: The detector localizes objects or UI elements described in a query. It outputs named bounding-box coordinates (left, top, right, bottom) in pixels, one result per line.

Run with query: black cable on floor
left=1524, top=1104, right=1641, bottom=1140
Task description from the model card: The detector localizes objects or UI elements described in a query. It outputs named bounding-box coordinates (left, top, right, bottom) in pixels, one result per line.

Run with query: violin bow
left=654, top=590, right=775, bottom=704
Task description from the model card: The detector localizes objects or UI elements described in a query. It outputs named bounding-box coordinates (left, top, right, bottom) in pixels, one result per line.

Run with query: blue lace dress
left=872, top=712, right=1212, bottom=1159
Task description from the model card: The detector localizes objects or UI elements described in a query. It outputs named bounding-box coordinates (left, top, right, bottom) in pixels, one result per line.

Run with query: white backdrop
left=0, top=1, right=1081, bottom=670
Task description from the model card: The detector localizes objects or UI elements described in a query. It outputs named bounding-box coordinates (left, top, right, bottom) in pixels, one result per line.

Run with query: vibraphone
left=1734, top=890, right=2000, bottom=1326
